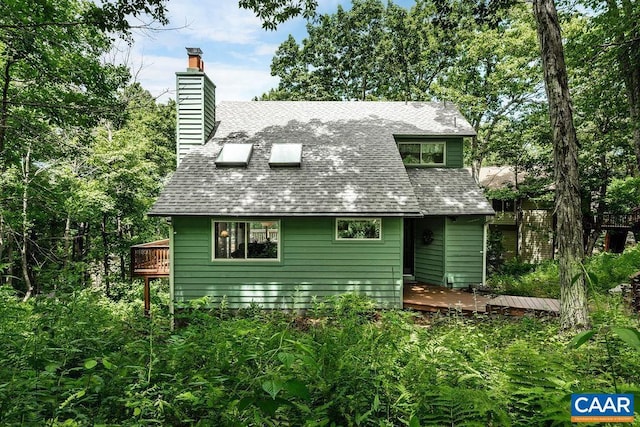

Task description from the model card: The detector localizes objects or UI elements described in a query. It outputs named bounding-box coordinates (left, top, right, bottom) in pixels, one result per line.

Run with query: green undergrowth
left=488, top=245, right=640, bottom=298
left=0, top=287, right=639, bottom=426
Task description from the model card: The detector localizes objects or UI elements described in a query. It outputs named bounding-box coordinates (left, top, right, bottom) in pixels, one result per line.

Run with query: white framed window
left=398, top=142, right=446, bottom=165
left=336, top=218, right=382, bottom=240
left=213, top=220, right=280, bottom=260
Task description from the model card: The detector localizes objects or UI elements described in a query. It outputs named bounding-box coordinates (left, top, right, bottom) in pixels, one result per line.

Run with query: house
left=479, top=166, right=555, bottom=263
left=148, top=49, right=493, bottom=309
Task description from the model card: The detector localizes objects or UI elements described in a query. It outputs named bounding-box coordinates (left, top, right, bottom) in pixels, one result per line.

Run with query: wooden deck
left=130, top=239, right=170, bottom=277
left=486, top=295, right=560, bottom=316
left=403, top=284, right=491, bottom=314
left=403, top=283, right=560, bottom=316
left=130, top=239, right=170, bottom=316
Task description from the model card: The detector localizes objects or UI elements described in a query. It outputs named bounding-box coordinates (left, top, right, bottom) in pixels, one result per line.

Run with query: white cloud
left=210, top=63, right=279, bottom=100
left=128, top=54, right=182, bottom=101
left=163, top=0, right=264, bottom=45
left=130, top=53, right=278, bottom=102
left=119, top=0, right=343, bottom=102
left=253, top=43, right=280, bottom=57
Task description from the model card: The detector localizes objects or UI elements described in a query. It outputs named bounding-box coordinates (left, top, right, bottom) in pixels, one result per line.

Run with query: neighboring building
left=148, top=49, right=493, bottom=309
left=479, top=166, right=554, bottom=263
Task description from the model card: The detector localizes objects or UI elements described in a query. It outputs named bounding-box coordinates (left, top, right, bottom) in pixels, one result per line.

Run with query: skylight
left=269, top=143, right=302, bottom=167
left=215, top=143, right=253, bottom=167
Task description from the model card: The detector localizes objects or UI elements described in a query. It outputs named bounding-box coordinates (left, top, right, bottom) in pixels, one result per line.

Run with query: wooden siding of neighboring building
left=175, top=72, right=215, bottom=164
left=413, top=217, right=445, bottom=285
left=491, top=211, right=516, bottom=226
left=487, top=199, right=554, bottom=263
left=445, top=216, right=485, bottom=287
left=172, top=216, right=404, bottom=309
left=520, top=209, right=554, bottom=263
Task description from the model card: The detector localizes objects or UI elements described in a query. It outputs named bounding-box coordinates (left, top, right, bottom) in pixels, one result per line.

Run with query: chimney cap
left=186, top=47, right=203, bottom=56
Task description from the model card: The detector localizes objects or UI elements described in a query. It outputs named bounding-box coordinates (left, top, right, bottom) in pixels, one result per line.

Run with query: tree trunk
left=117, top=216, right=125, bottom=281
left=605, top=0, right=640, bottom=174
left=101, top=214, right=110, bottom=296
left=63, top=213, right=72, bottom=268
left=0, top=59, right=13, bottom=160
left=585, top=173, right=608, bottom=256
left=0, top=214, right=5, bottom=285
left=533, top=0, right=589, bottom=329
left=0, top=60, right=13, bottom=287
left=21, top=146, right=34, bottom=301
left=470, top=135, right=481, bottom=183
left=514, top=163, right=521, bottom=260
left=621, top=36, right=640, bottom=175
left=80, top=221, right=91, bottom=286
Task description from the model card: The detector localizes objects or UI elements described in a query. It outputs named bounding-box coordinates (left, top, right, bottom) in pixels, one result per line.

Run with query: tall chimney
left=175, top=47, right=216, bottom=165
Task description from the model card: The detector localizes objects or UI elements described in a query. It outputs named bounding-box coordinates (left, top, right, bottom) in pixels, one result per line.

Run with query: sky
left=124, top=0, right=345, bottom=103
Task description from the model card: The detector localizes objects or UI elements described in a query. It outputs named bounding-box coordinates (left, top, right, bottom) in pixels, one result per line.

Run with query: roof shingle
left=407, top=168, right=495, bottom=216
left=150, top=101, right=487, bottom=217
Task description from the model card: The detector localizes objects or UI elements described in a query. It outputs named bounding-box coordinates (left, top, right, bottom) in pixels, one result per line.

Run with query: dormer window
left=398, top=142, right=445, bottom=166
left=269, top=143, right=302, bottom=167
left=215, top=143, right=253, bottom=167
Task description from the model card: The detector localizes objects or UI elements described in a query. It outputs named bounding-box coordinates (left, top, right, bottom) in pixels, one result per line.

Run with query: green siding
left=172, top=216, right=404, bottom=309
left=413, top=217, right=445, bottom=285
left=444, top=216, right=485, bottom=287
left=445, top=139, right=463, bottom=168
left=202, top=77, right=216, bottom=140
left=175, top=71, right=215, bottom=164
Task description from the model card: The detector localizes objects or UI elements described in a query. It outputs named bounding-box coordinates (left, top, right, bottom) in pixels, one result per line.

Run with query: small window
left=336, top=218, right=381, bottom=240
left=213, top=220, right=279, bottom=260
left=215, top=143, right=253, bottom=166
left=398, top=142, right=445, bottom=165
left=492, top=199, right=515, bottom=212
left=269, top=143, right=302, bottom=167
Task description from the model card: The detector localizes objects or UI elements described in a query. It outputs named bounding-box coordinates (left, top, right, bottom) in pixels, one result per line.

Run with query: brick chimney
left=175, top=48, right=216, bottom=165
left=186, top=47, right=204, bottom=72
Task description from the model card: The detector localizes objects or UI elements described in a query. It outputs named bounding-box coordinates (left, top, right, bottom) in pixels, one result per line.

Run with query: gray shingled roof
left=150, top=101, right=484, bottom=217
left=213, top=101, right=476, bottom=138
left=407, top=168, right=495, bottom=216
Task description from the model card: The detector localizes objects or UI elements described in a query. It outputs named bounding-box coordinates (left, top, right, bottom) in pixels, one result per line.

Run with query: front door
left=403, top=219, right=415, bottom=275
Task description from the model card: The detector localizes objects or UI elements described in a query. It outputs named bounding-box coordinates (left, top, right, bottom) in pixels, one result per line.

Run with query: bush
left=585, top=245, right=640, bottom=293
left=488, top=261, right=560, bottom=298
left=488, top=244, right=640, bottom=298
left=1, top=288, right=639, bottom=426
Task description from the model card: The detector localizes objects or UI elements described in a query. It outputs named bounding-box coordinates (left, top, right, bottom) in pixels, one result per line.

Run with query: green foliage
left=489, top=245, right=640, bottom=298
left=486, top=228, right=505, bottom=274
left=0, top=0, right=174, bottom=298
left=606, top=177, right=640, bottom=214
left=584, top=245, right=640, bottom=293
left=238, top=0, right=318, bottom=30
left=1, top=287, right=638, bottom=425
left=488, top=261, right=560, bottom=298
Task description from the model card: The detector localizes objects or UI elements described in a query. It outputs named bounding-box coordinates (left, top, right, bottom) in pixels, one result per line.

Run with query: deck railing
left=596, top=211, right=640, bottom=230
left=130, top=239, right=170, bottom=278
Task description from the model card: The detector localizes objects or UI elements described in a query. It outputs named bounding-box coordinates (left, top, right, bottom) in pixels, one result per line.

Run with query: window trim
left=398, top=141, right=446, bottom=166
left=212, top=219, right=281, bottom=262
left=335, top=217, right=383, bottom=241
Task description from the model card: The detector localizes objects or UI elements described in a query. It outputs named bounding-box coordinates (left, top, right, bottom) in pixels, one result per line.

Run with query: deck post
left=144, top=277, right=151, bottom=317
left=130, top=239, right=169, bottom=316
